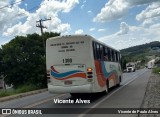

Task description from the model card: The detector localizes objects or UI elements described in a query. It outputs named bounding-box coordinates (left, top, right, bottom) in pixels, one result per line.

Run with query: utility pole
left=36, top=18, right=51, bottom=51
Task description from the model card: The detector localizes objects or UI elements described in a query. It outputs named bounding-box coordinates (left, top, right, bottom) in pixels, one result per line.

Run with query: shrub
left=152, top=67, right=160, bottom=74
left=0, top=84, right=38, bottom=98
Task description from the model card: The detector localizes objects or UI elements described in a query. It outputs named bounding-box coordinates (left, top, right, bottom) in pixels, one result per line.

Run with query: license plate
left=64, top=80, right=72, bottom=85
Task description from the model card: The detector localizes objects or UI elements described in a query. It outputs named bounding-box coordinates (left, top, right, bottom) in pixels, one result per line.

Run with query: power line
left=0, top=0, right=42, bottom=19
left=0, top=4, right=41, bottom=33
left=36, top=18, right=51, bottom=51
left=14, top=5, right=40, bottom=18
left=0, top=0, right=25, bottom=10
left=0, top=2, right=51, bottom=45
left=2, top=3, right=41, bottom=19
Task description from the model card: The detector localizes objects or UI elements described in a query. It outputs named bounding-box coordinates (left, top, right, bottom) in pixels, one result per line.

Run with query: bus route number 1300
left=63, top=58, right=72, bottom=63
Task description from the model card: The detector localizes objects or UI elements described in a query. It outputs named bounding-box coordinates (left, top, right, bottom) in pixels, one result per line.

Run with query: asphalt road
left=0, top=68, right=151, bottom=117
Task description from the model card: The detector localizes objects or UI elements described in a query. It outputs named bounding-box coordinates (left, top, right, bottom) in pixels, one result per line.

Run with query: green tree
left=0, top=48, right=3, bottom=79
left=2, top=32, right=60, bottom=88
left=121, top=56, right=130, bottom=70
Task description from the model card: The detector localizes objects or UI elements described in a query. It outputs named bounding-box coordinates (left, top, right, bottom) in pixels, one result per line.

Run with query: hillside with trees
left=120, top=41, right=160, bottom=69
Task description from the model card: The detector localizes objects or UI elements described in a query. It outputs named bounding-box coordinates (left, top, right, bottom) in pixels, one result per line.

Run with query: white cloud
left=80, top=4, right=84, bottom=9
left=142, top=19, right=154, bottom=26
left=0, top=1, right=9, bottom=7
left=0, top=0, right=29, bottom=33
left=87, top=10, right=92, bottom=13
left=83, top=0, right=86, bottom=4
left=80, top=0, right=86, bottom=9
left=93, top=0, right=159, bottom=23
left=136, top=1, right=160, bottom=21
left=1, top=0, right=79, bottom=39
left=3, top=22, right=31, bottom=36
left=98, top=28, right=106, bottom=32
left=75, top=29, right=84, bottom=34
left=136, top=1, right=160, bottom=27
left=89, top=28, right=95, bottom=31
left=37, top=0, right=79, bottom=13
left=99, top=22, right=160, bottom=49
left=149, top=23, right=160, bottom=29
left=116, top=22, right=129, bottom=35
left=15, top=0, right=23, bottom=4
left=93, top=0, right=128, bottom=23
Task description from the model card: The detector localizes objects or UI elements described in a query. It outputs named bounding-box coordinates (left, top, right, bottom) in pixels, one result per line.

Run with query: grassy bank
left=152, top=67, right=160, bottom=74
left=0, top=84, right=38, bottom=98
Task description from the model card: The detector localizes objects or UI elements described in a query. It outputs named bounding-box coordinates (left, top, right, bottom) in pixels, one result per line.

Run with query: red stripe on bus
left=95, top=60, right=106, bottom=87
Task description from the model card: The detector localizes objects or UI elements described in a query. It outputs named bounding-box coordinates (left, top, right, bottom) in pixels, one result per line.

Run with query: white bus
left=46, top=35, right=122, bottom=97
left=147, top=59, right=155, bottom=69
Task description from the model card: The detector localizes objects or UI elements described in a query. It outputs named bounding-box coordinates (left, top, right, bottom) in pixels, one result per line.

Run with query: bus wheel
left=106, top=80, right=110, bottom=92
left=103, top=80, right=109, bottom=94
left=117, top=76, right=121, bottom=87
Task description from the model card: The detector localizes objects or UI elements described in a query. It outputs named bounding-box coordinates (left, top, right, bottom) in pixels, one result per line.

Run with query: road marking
left=78, top=69, right=147, bottom=117
left=0, top=94, right=66, bottom=117
left=0, top=69, right=148, bottom=117
left=23, top=94, right=66, bottom=108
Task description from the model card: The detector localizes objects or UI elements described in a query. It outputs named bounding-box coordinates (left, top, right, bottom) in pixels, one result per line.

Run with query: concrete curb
left=0, top=88, right=48, bottom=102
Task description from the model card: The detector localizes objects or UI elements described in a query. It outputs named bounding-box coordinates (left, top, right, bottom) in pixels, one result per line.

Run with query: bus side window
left=100, top=45, right=104, bottom=61
left=96, top=43, right=100, bottom=60
left=116, top=52, right=119, bottom=62
left=114, top=51, right=117, bottom=62
left=117, top=52, right=119, bottom=62
left=119, top=54, right=122, bottom=64
left=113, top=50, right=116, bottom=62
left=110, top=49, right=113, bottom=61
left=115, top=51, right=118, bottom=62
left=104, top=47, right=108, bottom=61
left=92, top=42, right=97, bottom=59
left=108, top=48, right=111, bottom=61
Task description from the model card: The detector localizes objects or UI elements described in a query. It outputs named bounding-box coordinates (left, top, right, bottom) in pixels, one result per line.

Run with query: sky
left=0, top=0, right=160, bottom=50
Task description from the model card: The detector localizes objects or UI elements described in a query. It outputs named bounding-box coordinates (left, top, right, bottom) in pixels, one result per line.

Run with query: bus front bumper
left=48, top=84, right=92, bottom=93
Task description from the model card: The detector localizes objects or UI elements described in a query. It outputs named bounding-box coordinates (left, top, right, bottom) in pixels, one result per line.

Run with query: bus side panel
left=93, top=60, right=120, bottom=92
left=94, top=60, right=106, bottom=88
left=104, top=62, right=120, bottom=88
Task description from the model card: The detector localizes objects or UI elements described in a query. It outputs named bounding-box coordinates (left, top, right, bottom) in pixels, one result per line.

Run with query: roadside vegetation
left=120, top=41, right=160, bottom=70
left=0, top=32, right=60, bottom=97
left=0, top=84, right=38, bottom=98
left=152, top=67, right=160, bottom=74
left=152, top=59, right=160, bottom=74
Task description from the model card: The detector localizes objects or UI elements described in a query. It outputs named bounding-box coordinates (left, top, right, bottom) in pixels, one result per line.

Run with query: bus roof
left=47, top=34, right=120, bottom=52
